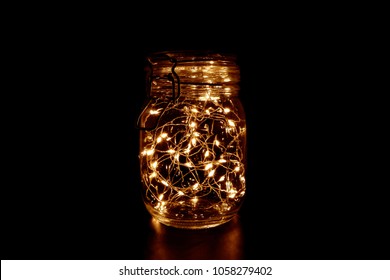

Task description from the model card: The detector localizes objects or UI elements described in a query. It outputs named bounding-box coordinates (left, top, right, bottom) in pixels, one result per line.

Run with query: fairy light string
left=140, top=90, right=246, bottom=219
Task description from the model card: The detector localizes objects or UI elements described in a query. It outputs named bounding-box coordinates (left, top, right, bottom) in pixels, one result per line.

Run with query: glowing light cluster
left=139, top=91, right=246, bottom=221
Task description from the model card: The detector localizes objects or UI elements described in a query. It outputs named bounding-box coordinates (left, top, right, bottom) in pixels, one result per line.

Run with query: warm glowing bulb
left=150, top=109, right=161, bottom=115
left=205, top=163, right=213, bottom=170
left=228, top=119, right=235, bottom=127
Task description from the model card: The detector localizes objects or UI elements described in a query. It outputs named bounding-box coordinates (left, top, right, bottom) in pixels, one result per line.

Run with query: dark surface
left=3, top=11, right=388, bottom=260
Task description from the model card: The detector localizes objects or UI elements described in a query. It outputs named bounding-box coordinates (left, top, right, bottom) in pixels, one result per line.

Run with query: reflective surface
left=146, top=215, right=244, bottom=259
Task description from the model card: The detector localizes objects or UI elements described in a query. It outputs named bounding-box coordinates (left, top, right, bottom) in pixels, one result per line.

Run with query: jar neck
left=146, top=50, right=240, bottom=99
left=150, top=83, right=240, bottom=99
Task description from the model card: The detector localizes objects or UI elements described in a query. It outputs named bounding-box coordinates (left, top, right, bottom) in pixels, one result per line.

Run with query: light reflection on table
left=145, top=215, right=244, bottom=260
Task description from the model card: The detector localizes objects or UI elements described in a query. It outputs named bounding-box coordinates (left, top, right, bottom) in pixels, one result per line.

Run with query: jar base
left=145, top=204, right=237, bottom=230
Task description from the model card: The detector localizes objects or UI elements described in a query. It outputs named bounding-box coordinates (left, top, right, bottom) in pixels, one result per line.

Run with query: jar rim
left=147, top=49, right=237, bottom=64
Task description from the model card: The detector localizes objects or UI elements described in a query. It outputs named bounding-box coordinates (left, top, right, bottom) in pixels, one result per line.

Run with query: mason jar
left=137, top=50, right=247, bottom=229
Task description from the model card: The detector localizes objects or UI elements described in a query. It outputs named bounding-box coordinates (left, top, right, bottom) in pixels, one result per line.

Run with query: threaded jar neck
left=146, top=50, right=240, bottom=98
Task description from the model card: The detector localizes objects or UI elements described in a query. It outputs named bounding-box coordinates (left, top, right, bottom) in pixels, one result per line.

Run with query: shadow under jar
left=137, top=50, right=247, bottom=229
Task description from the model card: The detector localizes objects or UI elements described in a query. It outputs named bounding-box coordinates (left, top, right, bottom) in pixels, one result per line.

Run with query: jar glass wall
left=137, top=50, right=247, bottom=229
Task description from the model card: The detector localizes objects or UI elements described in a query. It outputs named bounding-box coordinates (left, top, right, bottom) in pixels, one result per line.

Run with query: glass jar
left=137, top=50, right=247, bottom=229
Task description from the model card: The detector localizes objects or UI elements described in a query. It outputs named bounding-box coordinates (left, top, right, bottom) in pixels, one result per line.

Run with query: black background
left=2, top=6, right=388, bottom=260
